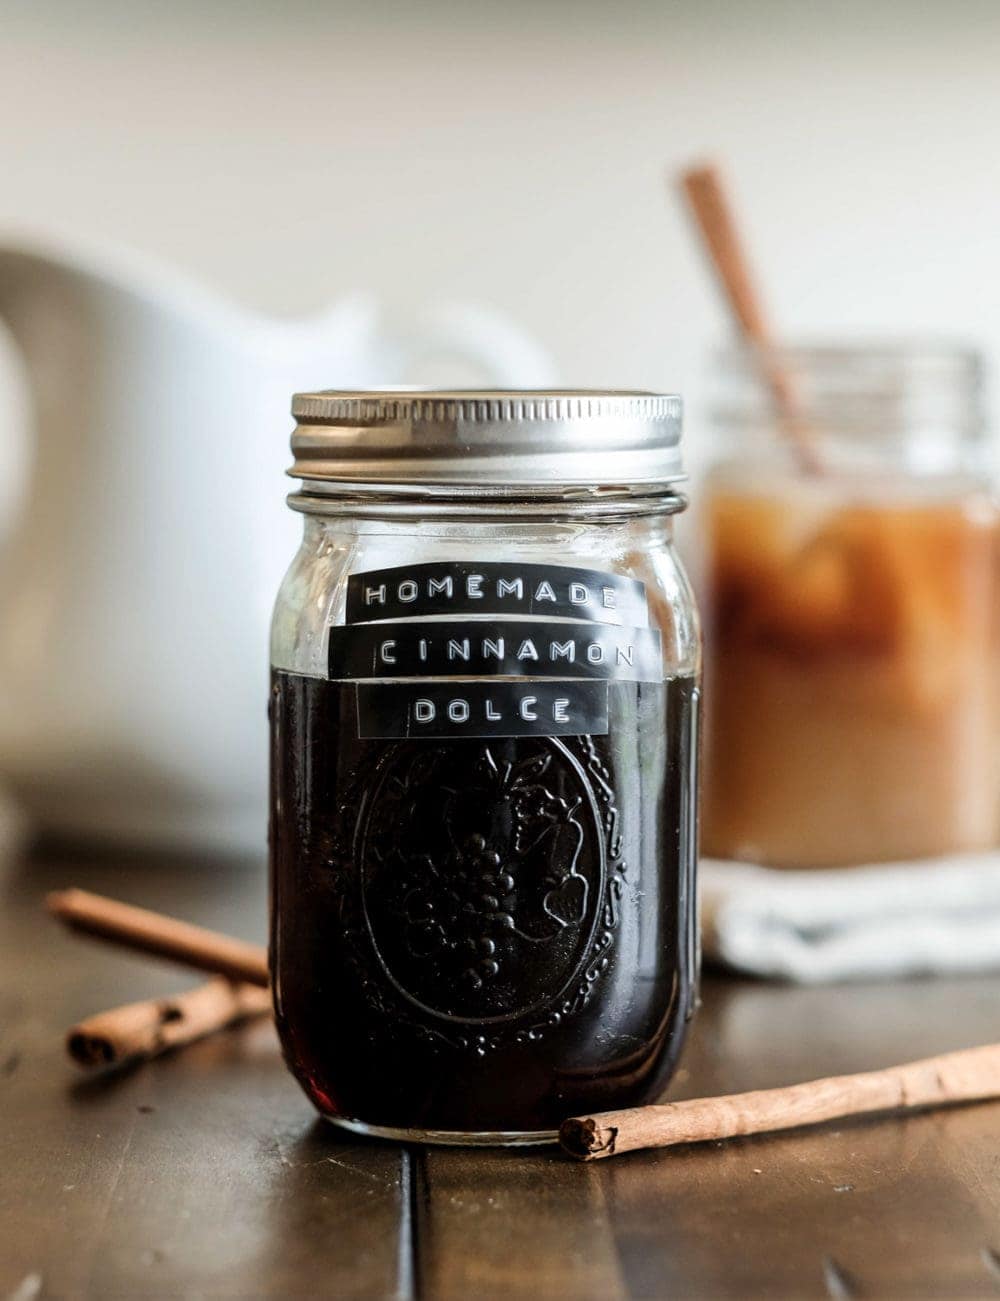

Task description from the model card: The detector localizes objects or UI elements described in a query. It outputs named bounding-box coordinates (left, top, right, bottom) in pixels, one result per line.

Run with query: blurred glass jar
left=700, top=343, right=999, bottom=868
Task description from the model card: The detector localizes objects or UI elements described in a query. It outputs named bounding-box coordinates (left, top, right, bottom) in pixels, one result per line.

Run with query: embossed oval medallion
left=357, top=738, right=607, bottom=1025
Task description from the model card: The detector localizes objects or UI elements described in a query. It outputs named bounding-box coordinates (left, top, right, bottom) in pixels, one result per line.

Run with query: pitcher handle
left=0, top=314, right=34, bottom=546
left=401, top=301, right=556, bottom=389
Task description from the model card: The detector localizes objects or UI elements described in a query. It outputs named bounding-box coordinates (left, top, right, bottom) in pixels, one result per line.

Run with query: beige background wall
left=0, top=0, right=998, bottom=451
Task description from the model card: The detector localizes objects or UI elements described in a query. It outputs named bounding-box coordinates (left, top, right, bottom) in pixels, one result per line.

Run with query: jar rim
left=710, top=338, right=987, bottom=467
left=287, top=483, right=688, bottom=522
left=715, top=338, right=981, bottom=370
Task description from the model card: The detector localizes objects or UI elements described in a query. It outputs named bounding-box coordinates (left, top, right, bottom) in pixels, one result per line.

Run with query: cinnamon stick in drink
left=47, top=888, right=269, bottom=986
left=559, top=1043, right=1000, bottom=1160
left=678, top=161, right=821, bottom=473
left=67, top=979, right=272, bottom=1069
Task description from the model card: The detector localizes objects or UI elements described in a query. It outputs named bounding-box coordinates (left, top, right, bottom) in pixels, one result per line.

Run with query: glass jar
left=269, top=390, right=701, bottom=1144
left=700, top=344, right=999, bottom=868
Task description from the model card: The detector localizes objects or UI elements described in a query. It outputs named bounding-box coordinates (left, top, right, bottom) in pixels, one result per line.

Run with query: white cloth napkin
left=700, top=853, right=1000, bottom=983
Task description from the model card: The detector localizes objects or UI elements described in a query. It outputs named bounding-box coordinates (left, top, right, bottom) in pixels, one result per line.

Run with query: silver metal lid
left=289, top=389, right=684, bottom=491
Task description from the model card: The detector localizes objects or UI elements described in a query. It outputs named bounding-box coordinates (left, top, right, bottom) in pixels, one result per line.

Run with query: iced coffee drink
left=702, top=476, right=998, bottom=866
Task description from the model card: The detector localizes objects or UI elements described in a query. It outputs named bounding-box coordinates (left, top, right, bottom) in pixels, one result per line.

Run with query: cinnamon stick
left=680, top=163, right=773, bottom=347
left=47, top=889, right=268, bottom=987
left=560, top=1043, right=1000, bottom=1160
left=67, top=978, right=272, bottom=1069
left=678, top=161, right=821, bottom=473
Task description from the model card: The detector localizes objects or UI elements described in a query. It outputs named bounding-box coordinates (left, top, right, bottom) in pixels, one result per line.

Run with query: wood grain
left=3, top=853, right=404, bottom=1299
left=419, top=1146, right=627, bottom=1300
left=5, top=847, right=1000, bottom=1298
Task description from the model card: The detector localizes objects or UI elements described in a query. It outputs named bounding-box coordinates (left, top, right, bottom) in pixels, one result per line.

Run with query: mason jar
left=700, top=344, right=999, bottom=868
left=269, top=390, right=701, bottom=1144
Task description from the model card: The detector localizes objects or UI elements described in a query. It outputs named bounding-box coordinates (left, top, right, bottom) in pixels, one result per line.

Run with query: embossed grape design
left=360, top=738, right=609, bottom=1024
left=399, top=832, right=518, bottom=989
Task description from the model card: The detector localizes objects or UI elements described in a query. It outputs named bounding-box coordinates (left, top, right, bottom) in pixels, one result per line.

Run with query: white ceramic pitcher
left=0, top=232, right=553, bottom=852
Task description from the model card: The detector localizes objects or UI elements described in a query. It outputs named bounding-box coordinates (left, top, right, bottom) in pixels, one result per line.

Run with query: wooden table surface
left=3, top=847, right=1000, bottom=1300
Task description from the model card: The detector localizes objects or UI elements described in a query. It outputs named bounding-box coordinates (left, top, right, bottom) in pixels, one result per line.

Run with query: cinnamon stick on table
left=47, top=888, right=269, bottom=987
left=559, top=1043, right=1000, bottom=1160
left=67, top=978, right=272, bottom=1070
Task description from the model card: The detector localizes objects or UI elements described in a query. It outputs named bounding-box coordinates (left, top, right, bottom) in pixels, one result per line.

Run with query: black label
left=328, top=619, right=662, bottom=683
left=346, top=561, right=648, bottom=627
left=356, top=681, right=609, bottom=738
